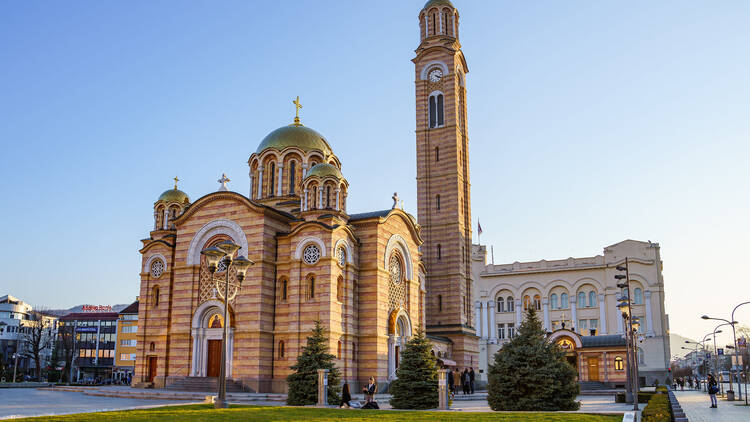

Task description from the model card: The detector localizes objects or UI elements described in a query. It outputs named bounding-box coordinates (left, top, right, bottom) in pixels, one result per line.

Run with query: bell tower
left=414, top=0, right=477, bottom=368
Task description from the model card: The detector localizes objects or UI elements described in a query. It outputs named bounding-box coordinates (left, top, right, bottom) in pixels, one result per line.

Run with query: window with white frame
left=634, top=288, right=643, bottom=305
left=428, top=92, right=444, bottom=128
left=507, top=297, right=514, bottom=312
left=550, top=294, right=558, bottom=310
left=588, top=291, right=597, bottom=308
left=496, top=297, right=504, bottom=312
left=497, top=323, right=505, bottom=340
left=578, top=292, right=586, bottom=308
left=507, top=323, right=516, bottom=339
left=578, top=319, right=588, bottom=332
left=561, top=293, right=569, bottom=309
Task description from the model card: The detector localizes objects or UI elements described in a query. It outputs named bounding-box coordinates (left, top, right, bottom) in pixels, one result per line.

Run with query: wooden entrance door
left=587, top=357, right=600, bottom=381
left=147, top=356, right=157, bottom=382
left=207, top=340, right=222, bottom=377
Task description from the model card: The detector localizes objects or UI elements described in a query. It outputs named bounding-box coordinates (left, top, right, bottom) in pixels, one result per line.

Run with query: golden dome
left=255, top=124, right=333, bottom=155
left=157, top=188, right=189, bottom=204
left=305, top=163, right=343, bottom=180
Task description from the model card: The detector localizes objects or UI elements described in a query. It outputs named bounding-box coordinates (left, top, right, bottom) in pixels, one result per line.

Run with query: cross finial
left=292, top=96, right=303, bottom=126
left=392, top=192, right=399, bottom=209
left=173, top=176, right=179, bottom=190
left=218, top=173, right=230, bottom=191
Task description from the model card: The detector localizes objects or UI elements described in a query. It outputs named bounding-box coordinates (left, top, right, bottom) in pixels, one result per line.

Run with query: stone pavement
left=449, top=394, right=643, bottom=413
left=0, top=388, right=199, bottom=420
left=674, top=389, right=750, bottom=422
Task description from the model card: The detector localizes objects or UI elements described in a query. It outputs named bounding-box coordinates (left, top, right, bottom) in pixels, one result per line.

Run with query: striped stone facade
left=415, top=1, right=479, bottom=368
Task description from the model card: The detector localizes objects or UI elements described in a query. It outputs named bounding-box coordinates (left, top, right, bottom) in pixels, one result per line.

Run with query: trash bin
left=727, top=390, right=735, bottom=401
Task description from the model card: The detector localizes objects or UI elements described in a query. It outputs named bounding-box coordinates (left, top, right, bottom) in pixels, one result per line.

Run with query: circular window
left=389, top=255, right=402, bottom=285
left=303, top=244, right=321, bottom=265
left=337, top=246, right=346, bottom=267
left=150, top=260, right=164, bottom=278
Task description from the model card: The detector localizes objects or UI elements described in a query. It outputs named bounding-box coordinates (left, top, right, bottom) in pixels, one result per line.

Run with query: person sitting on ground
left=362, top=376, right=377, bottom=403
left=340, top=383, right=352, bottom=408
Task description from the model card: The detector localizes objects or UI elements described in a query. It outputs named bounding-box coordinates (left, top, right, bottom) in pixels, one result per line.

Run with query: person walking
left=469, top=367, right=475, bottom=394
left=707, top=373, right=718, bottom=408
left=687, top=377, right=693, bottom=389
left=461, top=369, right=469, bottom=395
left=452, top=369, right=461, bottom=397
left=447, top=368, right=454, bottom=399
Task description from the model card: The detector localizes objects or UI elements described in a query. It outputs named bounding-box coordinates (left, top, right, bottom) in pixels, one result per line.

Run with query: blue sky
left=1, top=1, right=748, bottom=347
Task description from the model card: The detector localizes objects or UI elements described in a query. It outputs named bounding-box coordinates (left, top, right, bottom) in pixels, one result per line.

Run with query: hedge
left=615, top=391, right=657, bottom=403
left=641, top=393, right=672, bottom=422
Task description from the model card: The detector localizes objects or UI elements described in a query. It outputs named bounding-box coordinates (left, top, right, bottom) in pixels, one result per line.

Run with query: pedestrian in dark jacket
left=469, top=368, right=475, bottom=394
left=707, top=374, right=718, bottom=408
left=362, top=377, right=377, bottom=403
left=340, top=383, right=352, bottom=408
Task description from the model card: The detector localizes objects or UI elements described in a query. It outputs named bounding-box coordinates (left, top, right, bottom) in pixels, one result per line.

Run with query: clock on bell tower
left=413, top=0, right=478, bottom=369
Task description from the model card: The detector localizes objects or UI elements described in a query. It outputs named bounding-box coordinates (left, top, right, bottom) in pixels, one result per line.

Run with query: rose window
left=150, top=260, right=164, bottom=278
left=303, top=244, right=321, bottom=265
left=337, top=246, right=346, bottom=267
left=389, top=255, right=402, bottom=285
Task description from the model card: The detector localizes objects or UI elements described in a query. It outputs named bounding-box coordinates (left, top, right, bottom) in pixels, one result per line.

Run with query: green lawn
left=17, top=404, right=623, bottom=421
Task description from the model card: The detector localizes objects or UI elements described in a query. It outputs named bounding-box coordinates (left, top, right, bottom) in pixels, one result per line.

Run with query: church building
left=134, top=0, right=479, bottom=392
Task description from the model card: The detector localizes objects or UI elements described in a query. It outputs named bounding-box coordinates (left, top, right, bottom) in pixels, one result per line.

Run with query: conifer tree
left=286, top=320, right=341, bottom=406
left=389, top=328, right=439, bottom=409
left=487, top=307, right=580, bottom=411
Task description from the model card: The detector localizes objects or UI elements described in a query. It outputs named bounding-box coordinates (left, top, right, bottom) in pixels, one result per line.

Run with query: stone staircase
left=165, top=377, right=246, bottom=393
left=579, top=381, right=611, bottom=390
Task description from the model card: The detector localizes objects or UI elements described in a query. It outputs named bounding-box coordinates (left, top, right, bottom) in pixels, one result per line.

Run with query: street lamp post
left=712, top=325, right=728, bottom=396
left=201, top=240, right=254, bottom=410
left=703, top=301, right=749, bottom=401
left=615, top=258, right=639, bottom=411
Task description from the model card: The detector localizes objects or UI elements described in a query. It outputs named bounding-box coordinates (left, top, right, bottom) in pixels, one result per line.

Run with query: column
left=277, top=163, right=284, bottom=197
left=248, top=173, right=254, bottom=199
left=257, top=168, right=264, bottom=199
left=599, top=294, right=608, bottom=335
left=571, top=302, right=577, bottom=332
left=515, top=299, right=522, bottom=327
left=488, top=300, right=497, bottom=342
left=302, top=188, right=308, bottom=211
left=335, top=189, right=340, bottom=211
left=153, top=210, right=158, bottom=230
left=387, top=335, right=396, bottom=380
left=481, top=302, right=488, bottom=340
left=543, top=299, right=550, bottom=332
left=94, top=320, right=101, bottom=365
left=474, top=301, right=483, bottom=339
left=162, top=209, right=169, bottom=230
left=644, top=290, right=655, bottom=336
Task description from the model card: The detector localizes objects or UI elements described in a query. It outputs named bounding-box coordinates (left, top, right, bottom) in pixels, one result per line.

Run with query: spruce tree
left=286, top=320, right=341, bottom=406
left=389, top=329, right=439, bottom=409
left=487, top=307, right=580, bottom=411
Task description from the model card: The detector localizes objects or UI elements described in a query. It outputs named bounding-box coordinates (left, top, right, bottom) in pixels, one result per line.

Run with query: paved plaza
left=0, top=388, right=198, bottom=420
left=674, top=389, right=750, bottom=422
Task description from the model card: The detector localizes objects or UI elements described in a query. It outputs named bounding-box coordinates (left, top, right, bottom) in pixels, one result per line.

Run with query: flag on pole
left=478, top=221, right=483, bottom=236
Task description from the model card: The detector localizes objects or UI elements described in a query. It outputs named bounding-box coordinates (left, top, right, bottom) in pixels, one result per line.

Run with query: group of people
left=340, top=376, right=378, bottom=409
left=673, top=375, right=701, bottom=391
left=448, top=367, right=476, bottom=398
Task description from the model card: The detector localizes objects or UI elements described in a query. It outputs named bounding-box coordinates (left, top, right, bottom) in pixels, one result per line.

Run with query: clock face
left=428, top=69, right=443, bottom=82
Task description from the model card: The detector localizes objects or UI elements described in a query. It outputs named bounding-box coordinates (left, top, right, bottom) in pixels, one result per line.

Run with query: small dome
left=157, top=188, right=189, bottom=204
left=305, top=163, right=343, bottom=180
left=256, top=124, right=333, bottom=155
left=423, top=0, right=454, bottom=10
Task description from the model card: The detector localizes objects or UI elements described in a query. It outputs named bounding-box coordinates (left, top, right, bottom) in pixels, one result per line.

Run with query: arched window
left=523, top=295, right=531, bottom=310
left=336, top=275, right=344, bottom=302
left=533, top=294, right=541, bottom=311
left=436, top=194, right=440, bottom=211
left=438, top=295, right=443, bottom=312
left=437, top=244, right=441, bottom=260
left=429, top=93, right=444, bottom=128
left=496, top=296, right=504, bottom=312
left=561, top=293, right=569, bottom=309
left=352, top=342, right=356, bottom=361
left=435, top=146, right=439, bottom=162
left=152, top=286, right=160, bottom=308
left=614, top=356, right=624, bottom=370
left=507, top=297, right=514, bottom=312
left=443, top=10, right=451, bottom=35
left=326, top=185, right=331, bottom=208
left=281, top=279, right=288, bottom=301
left=550, top=294, right=558, bottom=310
left=431, top=12, right=436, bottom=35
left=634, top=288, right=643, bottom=305
left=279, top=341, right=285, bottom=358
left=289, top=161, right=296, bottom=194
left=308, top=276, right=315, bottom=300
left=578, top=292, right=586, bottom=308
left=312, top=186, right=317, bottom=209
left=337, top=341, right=342, bottom=359
left=269, top=162, right=275, bottom=197
left=589, top=291, right=597, bottom=308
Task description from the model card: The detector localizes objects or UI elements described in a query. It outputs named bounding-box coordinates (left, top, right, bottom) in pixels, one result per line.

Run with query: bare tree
left=55, top=321, right=76, bottom=383
left=18, top=310, right=55, bottom=381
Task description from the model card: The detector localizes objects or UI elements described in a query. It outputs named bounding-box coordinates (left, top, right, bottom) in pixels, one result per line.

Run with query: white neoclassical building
left=471, top=240, right=671, bottom=386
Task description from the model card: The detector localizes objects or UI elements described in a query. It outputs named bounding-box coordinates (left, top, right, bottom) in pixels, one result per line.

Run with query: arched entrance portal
left=387, top=309, right=412, bottom=381
left=190, top=300, right=234, bottom=377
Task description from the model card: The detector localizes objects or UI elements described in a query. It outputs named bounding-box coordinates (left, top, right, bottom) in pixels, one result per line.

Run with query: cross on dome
left=392, top=192, right=399, bottom=209
left=218, top=173, right=230, bottom=191
left=292, top=96, right=303, bottom=126
left=173, top=176, right=180, bottom=189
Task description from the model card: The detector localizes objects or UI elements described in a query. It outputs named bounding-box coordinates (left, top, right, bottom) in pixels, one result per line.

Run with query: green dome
left=157, top=188, right=189, bottom=204
left=423, top=0, right=454, bottom=10
left=255, top=124, right=333, bottom=155
left=305, top=163, right=343, bottom=180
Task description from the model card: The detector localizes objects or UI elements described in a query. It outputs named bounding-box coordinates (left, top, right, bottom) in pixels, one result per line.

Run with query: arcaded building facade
left=472, top=240, right=671, bottom=386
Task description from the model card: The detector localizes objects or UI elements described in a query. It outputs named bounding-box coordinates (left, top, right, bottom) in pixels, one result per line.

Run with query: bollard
left=438, top=369, right=449, bottom=410
left=317, top=369, right=329, bottom=406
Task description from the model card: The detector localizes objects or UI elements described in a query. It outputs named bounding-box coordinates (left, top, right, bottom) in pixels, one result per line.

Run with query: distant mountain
left=671, top=333, right=698, bottom=358
left=46, top=304, right=130, bottom=316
